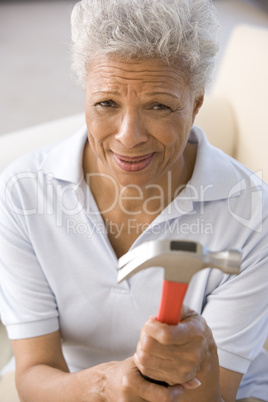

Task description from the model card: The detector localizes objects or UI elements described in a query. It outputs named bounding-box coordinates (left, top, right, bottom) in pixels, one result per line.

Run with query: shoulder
left=191, top=126, right=268, bottom=200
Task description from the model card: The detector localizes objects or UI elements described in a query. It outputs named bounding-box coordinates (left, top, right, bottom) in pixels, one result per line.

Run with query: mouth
left=112, top=152, right=155, bottom=172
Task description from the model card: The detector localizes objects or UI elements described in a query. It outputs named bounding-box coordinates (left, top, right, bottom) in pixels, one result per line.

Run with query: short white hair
left=71, top=0, right=219, bottom=93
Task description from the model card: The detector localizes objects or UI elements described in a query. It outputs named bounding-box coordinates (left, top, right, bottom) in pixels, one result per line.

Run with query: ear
left=192, top=91, right=204, bottom=122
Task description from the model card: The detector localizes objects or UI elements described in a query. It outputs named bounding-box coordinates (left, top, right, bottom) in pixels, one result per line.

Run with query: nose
left=115, top=110, right=149, bottom=148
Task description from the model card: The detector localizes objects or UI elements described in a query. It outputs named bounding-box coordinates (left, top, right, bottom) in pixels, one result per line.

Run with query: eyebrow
left=145, top=92, right=180, bottom=100
left=92, top=90, right=119, bottom=95
left=92, top=90, right=180, bottom=100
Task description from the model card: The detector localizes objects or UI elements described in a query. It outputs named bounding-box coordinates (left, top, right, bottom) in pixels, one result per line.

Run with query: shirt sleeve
left=202, top=243, right=268, bottom=374
left=0, top=173, right=59, bottom=339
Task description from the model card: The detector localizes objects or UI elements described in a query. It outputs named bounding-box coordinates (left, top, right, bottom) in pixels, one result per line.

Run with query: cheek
left=153, top=119, right=187, bottom=148
left=85, top=109, right=116, bottom=145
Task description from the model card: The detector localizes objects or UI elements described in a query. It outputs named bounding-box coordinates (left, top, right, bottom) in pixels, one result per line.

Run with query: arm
left=134, top=308, right=243, bottom=402
left=13, top=330, right=184, bottom=402
left=220, top=367, right=243, bottom=402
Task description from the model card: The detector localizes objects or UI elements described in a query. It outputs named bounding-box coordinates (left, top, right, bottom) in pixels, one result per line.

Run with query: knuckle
left=158, top=327, right=174, bottom=345
left=175, top=362, right=196, bottom=383
left=137, top=348, right=151, bottom=367
left=188, top=346, right=202, bottom=363
left=178, top=367, right=191, bottom=383
left=139, top=364, right=153, bottom=378
left=140, top=333, right=153, bottom=350
left=138, top=338, right=159, bottom=363
left=188, top=318, right=205, bottom=338
left=121, top=374, right=133, bottom=393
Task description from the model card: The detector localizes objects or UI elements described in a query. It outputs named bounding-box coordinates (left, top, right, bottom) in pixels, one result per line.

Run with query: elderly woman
left=0, top=0, right=267, bottom=401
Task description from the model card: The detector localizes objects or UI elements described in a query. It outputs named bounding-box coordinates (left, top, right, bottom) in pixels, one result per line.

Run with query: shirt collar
left=41, top=125, right=88, bottom=184
left=185, top=126, right=242, bottom=201
left=152, top=126, right=242, bottom=226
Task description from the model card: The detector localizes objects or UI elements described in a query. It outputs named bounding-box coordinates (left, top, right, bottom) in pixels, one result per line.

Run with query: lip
left=112, top=152, right=155, bottom=172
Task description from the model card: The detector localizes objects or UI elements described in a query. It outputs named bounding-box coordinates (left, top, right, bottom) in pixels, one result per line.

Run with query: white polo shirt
left=0, top=126, right=267, bottom=400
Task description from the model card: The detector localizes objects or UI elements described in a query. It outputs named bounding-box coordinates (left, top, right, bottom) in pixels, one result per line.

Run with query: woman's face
left=84, top=55, right=203, bottom=189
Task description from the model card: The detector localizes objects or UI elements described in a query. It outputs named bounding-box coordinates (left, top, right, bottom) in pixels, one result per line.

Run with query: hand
left=100, top=356, right=184, bottom=401
left=134, top=306, right=217, bottom=388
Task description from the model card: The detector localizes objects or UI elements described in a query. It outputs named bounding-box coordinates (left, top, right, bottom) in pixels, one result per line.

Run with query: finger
left=135, top=340, right=184, bottom=383
left=180, top=304, right=198, bottom=320
left=134, top=352, right=172, bottom=384
left=137, top=328, right=179, bottom=359
left=135, top=351, right=199, bottom=387
left=137, top=320, right=203, bottom=384
left=136, top=338, right=170, bottom=366
left=143, top=313, right=207, bottom=346
left=138, top=372, right=184, bottom=401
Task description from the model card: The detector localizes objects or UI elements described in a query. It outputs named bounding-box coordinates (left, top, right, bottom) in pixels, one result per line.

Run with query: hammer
left=117, top=240, right=242, bottom=386
left=118, top=240, right=242, bottom=325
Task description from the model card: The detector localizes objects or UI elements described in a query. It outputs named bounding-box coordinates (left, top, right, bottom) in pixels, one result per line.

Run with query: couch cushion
left=195, top=96, right=237, bottom=157
left=0, top=113, right=85, bottom=172
left=212, top=24, right=268, bottom=182
left=0, top=372, right=19, bottom=402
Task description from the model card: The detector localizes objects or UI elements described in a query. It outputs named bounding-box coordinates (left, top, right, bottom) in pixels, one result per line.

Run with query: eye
left=152, top=103, right=171, bottom=111
left=96, top=100, right=118, bottom=108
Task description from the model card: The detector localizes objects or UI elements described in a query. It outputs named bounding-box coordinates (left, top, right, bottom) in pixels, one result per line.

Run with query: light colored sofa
left=0, top=24, right=267, bottom=400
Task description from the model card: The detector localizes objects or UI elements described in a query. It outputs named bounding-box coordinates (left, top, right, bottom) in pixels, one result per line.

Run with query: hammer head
left=117, top=240, right=242, bottom=283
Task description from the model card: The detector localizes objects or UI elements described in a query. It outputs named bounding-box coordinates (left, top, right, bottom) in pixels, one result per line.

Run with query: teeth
left=123, top=158, right=146, bottom=163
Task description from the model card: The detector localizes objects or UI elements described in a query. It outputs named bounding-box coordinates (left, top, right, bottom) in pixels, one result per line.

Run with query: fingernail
left=184, top=378, right=201, bottom=389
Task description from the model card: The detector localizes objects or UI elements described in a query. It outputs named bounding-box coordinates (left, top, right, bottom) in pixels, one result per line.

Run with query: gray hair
left=71, top=0, right=219, bottom=93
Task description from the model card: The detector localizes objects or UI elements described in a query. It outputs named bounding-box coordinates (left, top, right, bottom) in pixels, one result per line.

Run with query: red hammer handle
left=141, top=280, right=189, bottom=387
left=157, top=280, right=189, bottom=325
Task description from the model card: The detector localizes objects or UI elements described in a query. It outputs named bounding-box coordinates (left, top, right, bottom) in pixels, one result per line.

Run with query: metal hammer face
left=118, top=240, right=242, bottom=325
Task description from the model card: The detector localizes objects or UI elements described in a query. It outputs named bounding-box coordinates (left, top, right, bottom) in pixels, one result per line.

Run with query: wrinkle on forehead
left=86, top=55, right=190, bottom=98
left=87, top=55, right=189, bottom=82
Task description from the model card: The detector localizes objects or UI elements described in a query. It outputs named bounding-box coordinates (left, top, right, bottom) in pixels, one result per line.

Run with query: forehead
left=86, top=54, right=190, bottom=94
